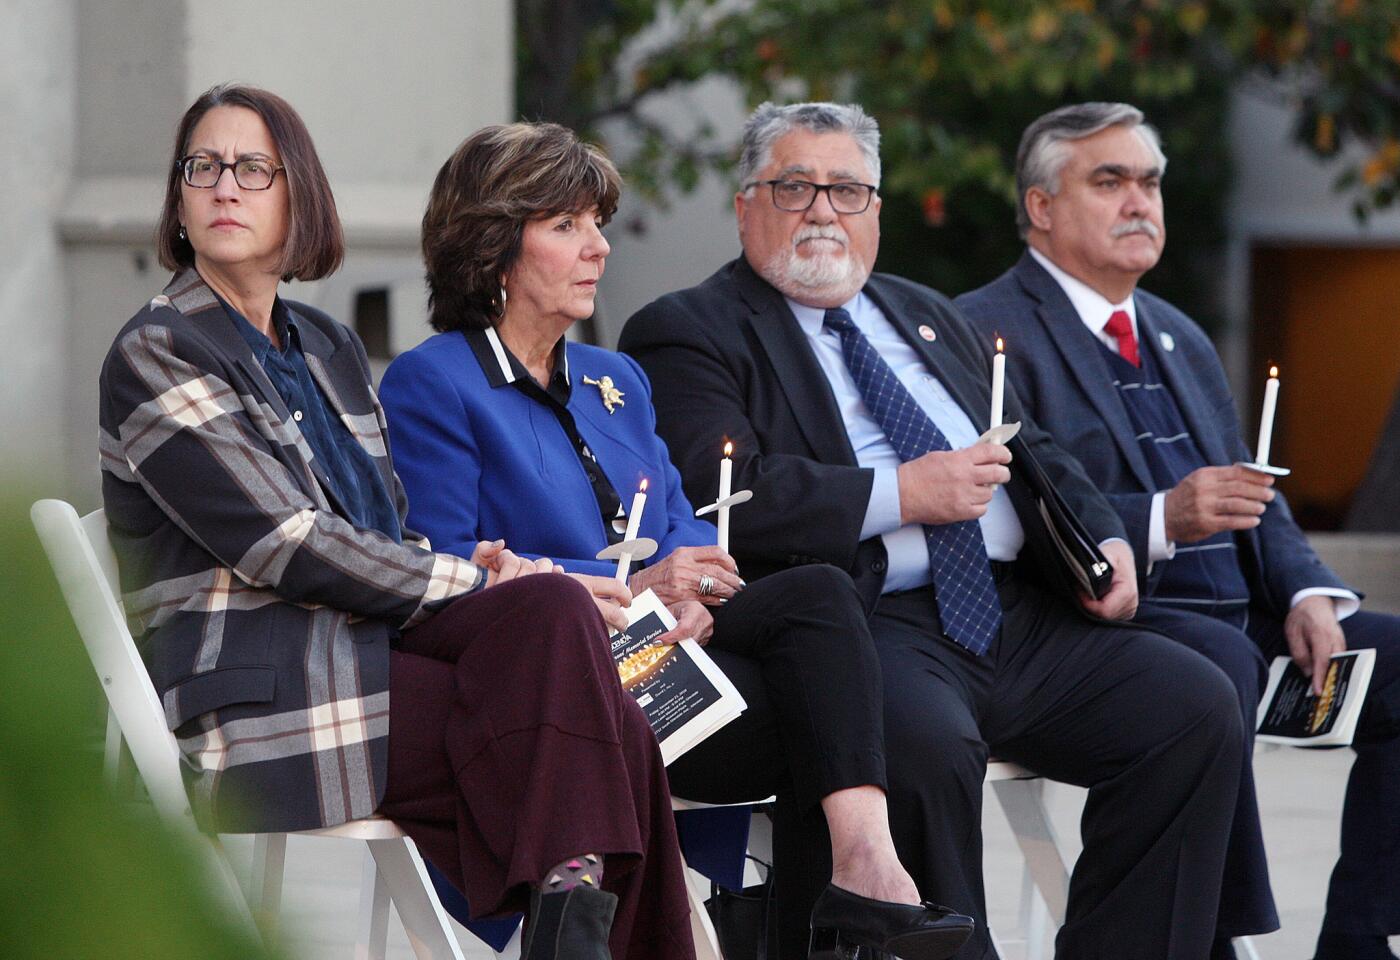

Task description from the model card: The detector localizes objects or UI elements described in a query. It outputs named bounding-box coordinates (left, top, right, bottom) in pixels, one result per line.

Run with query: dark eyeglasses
left=745, top=178, right=878, bottom=214
left=178, top=155, right=285, bottom=191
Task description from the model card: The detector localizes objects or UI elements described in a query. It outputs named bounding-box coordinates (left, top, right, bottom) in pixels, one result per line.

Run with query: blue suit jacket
left=955, top=251, right=1348, bottom=614
left=379, top=329, right=746, bottom=943
left=379, top=330, right=716, bottom=572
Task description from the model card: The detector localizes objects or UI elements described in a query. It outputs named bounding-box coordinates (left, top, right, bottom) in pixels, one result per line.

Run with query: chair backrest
left=30, top=499, right=196, bottom=827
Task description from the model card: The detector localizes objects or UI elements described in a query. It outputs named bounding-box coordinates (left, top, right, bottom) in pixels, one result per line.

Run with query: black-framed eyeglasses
left=745, top=178, right=878, bottom=214
left=178, top=155, right=285, bottom=190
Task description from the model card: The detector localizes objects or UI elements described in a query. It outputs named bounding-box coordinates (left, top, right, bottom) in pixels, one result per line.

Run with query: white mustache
left=1110, top=218, right=1161, bottom=239
left=793, top=225, right=849, bottom=249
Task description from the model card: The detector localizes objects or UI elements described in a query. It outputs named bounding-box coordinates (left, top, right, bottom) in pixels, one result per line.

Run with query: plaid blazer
left=99, top=269, right=484, bottom=833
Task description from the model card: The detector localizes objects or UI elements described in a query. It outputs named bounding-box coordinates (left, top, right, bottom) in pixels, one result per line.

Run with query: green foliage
left=0, top=493, right=278, bottom=960
left=518, top=0, right=1400, bottom=328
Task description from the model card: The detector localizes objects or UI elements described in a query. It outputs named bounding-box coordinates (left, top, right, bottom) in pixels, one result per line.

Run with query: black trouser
left=1142, top=601, right=1400, bottom=943
left=777, top=572, right=1242, bottom=960
left=666, top=564, right=888, bottom=957
left=1135, top=602, right=1279, bottom=939
left=1278, top=609, right=1400, bottom=942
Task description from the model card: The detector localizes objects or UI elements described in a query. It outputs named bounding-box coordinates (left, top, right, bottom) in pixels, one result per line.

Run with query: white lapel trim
left=483, top=327, right=517, bottom=383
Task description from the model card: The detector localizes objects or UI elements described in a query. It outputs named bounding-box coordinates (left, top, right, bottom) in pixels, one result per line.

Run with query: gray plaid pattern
left=823, top=308, right=1000, bottom=655
left=100, top=269, right=484, bottom=833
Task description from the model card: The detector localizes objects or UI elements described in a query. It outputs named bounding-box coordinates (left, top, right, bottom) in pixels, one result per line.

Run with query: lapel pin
left=582, top=374, right=626, bottom=414
left=1159, top=331, right=1175, bottom=352
left=918, top=324, right=937, bottom=342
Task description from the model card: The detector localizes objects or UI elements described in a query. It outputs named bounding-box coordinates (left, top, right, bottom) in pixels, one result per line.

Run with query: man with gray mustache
left=958, top=101, right=1400, bottom=960
left=623, top=100, right=1245, bottom=959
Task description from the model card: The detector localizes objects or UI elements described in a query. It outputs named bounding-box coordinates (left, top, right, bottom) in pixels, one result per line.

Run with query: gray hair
left=1015, top=102, right=1167, bottom=238
left=738, top=101, right=882, bottom=189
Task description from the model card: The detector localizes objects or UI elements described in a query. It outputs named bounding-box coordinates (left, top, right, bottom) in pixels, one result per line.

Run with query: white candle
left=716, top=442, right=734, bottom=553
left=989, top=337, right=1006, bottom=428
left=616, top=478, right=648, bottom=582
left=1256, top=366, right=1280, bottom=465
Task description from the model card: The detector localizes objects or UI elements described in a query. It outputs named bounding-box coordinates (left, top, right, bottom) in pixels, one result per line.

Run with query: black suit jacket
left=619, top=256, right=1127, bottom=616
left=955, top=251, right=1350, bottom=615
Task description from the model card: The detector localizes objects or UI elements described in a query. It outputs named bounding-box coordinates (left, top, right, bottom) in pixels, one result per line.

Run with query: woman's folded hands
left=470, top=539, right=633, bottom=631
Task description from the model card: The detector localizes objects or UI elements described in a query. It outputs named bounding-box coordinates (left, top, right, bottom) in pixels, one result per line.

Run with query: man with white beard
left=621, top=100, right=1244, bottom=960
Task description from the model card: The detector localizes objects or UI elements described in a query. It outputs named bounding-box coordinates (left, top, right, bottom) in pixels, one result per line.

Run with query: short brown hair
left=422, top=123, right=621, bottom=333
left=156, top=83, right=344, bottom=281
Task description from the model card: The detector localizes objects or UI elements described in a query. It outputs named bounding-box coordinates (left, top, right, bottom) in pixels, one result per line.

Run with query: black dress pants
left=834, top=574, right=1245, bottom=960
left=1249, top=608, right=1400, bottom=941
left=666, top=564, right=888, bottom=957
left=1137, top=602, right=1400, bottom=944
left=1135, top=602, right=1279, bottom=939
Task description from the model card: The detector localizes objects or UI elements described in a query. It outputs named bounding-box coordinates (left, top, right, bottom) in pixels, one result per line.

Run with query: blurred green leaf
left=0, top=491, right=279, bottom=960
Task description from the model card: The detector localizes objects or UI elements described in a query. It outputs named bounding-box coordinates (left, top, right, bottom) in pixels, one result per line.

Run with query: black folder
left=1008, top=434, right=1114, bottom=599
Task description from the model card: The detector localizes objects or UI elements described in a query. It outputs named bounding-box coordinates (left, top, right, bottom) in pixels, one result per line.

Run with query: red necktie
left=1104, top=310, right=1140, bottom=367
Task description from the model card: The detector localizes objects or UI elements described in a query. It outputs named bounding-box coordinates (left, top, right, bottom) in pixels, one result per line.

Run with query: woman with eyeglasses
left=98, top=83, right=695, bottom=960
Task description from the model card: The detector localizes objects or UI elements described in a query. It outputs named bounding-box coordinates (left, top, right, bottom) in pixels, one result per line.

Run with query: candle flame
left=639, top=478, right=649, bottom=492
left=723, top=441, right=733, bottom=457
left=1269, top=365, right=1279, bottom=378
left=996, top=337, right=1004, bottom=353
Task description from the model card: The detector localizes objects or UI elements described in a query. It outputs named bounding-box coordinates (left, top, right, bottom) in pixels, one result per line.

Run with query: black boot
left=522, top=885, right=619, bottom=960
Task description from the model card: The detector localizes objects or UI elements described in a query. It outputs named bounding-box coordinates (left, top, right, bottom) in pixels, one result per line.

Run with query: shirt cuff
left=861, top=467, right=904, bottom=541
left=1149, top=491, right=1176, bottom=563
left=1290, top=587, right=1361, bottom=622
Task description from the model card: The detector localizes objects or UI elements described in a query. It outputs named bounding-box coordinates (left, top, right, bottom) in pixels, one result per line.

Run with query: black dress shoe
left=808, top=883, right=975, bottom=960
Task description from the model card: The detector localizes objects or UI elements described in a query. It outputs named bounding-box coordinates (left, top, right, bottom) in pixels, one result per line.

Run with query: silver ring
left=698, top=574, right=716, bottom=597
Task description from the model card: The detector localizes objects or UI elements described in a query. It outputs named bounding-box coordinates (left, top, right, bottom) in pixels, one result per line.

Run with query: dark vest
left=1103, top=336, right=1251, bottom=622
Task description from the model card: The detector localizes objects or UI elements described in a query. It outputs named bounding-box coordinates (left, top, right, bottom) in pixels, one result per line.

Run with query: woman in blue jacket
left=380, top=122, right=973, bottom=960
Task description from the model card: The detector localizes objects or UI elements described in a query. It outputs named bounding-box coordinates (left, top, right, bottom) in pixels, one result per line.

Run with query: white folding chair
left=31, top=499, right=475, bottom=959
left=985, top=759, right=1268, bottom=960
left=985, top=760, right=1068, bottom=960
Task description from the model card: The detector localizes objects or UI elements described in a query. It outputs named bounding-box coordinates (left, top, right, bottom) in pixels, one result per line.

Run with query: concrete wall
left=1, top=0, right=77, bottom=488
left=593, top=75, right=749, bottom=348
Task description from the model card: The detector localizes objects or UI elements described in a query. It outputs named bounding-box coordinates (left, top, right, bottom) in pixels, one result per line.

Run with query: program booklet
left=610, top=589, right=746, bottom=765
left=1256, top=649, right=1376, bottom=747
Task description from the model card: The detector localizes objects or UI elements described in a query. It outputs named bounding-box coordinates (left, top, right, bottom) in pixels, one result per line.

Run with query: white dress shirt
left=1028, top=247, right=1357, bottom=619
left=787, top=292, right=1024, bottom=593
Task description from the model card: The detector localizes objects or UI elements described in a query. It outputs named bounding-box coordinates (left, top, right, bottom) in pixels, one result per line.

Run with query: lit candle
left=616, top=478, right=648, bottom=582
left=1255, top=365, right=1280, bottom=465
left=989, top=337, right=1006, bottom=428
left=716, top=442, right=734, bottom=553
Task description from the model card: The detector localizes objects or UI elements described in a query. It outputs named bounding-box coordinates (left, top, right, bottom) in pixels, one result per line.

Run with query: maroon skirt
left=378, top=574, right=695, bottom=960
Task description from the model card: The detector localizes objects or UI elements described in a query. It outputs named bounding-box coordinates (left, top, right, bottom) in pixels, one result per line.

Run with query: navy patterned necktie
left=823, top=308, right=1001, bottom=655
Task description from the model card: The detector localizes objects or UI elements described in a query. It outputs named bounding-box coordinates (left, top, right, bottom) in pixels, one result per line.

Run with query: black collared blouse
left=224, top=296, right=402, bottom=542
